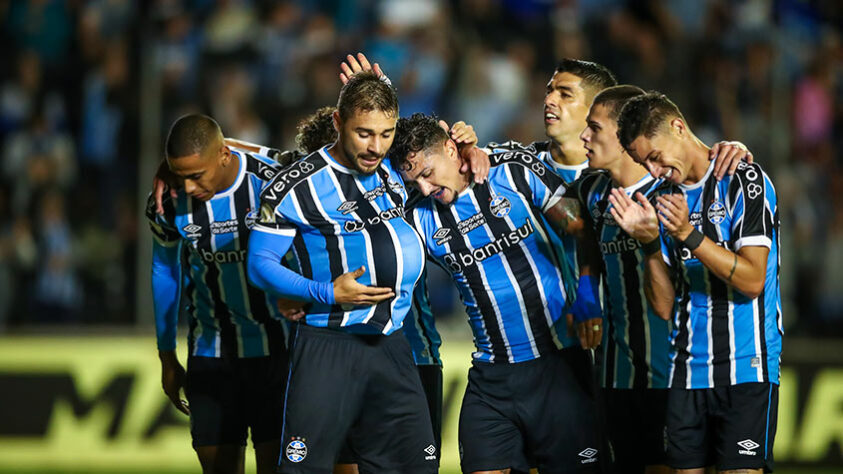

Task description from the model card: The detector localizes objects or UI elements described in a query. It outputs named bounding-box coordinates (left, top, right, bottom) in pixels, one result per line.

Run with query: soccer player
left=391, top=112, right=604, bottom=474
left=612, top=92, right=782, bottom=474
left=246, top=72, right=438, bottom=474
left=147, top=114, right=290, bottom=474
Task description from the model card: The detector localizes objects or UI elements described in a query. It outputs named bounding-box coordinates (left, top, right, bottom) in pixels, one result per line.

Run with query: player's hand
left=332, top=266, right=395, bottom=305
left=608, top=189, right=659, bottom=243
left=575, top=317, right=603, bottom=350
left=339, top=53, right=386, bottom=84
left=710, top=141, right=753, bottom=181
left=153, top=160, right=179, bottom=215
left=444, top=120, right=478, bottom=147
left=159, top=350, right=189, bottom=416
left=656, top=194, right=693, bottom=240
left=277, top=297, right=306, bottom=321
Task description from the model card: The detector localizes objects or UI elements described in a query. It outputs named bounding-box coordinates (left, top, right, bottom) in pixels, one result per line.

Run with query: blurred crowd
left=0, top=0, right=840, bottom=336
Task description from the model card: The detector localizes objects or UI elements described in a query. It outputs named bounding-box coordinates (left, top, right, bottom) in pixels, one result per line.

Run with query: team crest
left=245, top=208, right=257, bottom=229
left=490, top=196, right=511, bottom=218
left=388, top=178, right=403, bottom=194
left=433, top=228, right=452, bottom=246
left=286, top=438, right=308, bottom=463
left=182, top=223, right=202, bottom=239
left=707, top=201, right=726, bottom=224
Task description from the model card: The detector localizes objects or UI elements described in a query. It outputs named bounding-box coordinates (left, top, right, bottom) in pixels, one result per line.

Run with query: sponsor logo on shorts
left=707, top=200, right=726, bottom=224
left=490, top=196, right=511, bottom=218
left=737, top=439, right=759, bottom=456
left=578, top=447, right=598, bottom=464
left=286, top=438, right=307, bottom=463
left=182, top=223, right=202, bottom=239
left=423, top=444, right=437, bottom=461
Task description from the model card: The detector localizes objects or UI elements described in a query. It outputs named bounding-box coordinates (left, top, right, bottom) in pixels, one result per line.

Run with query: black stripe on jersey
left=436, top=206, right=510, bottom=361
left=233, top=177, right=284, bottom=353
left=334, top=170, right=398, bottom=330
left=670, top=248, right=692, bottom=388
left=182, top=247, right=197, bottom=355
left=702, top=180, right=732, bottom=386
left=191, top=198, right=239, bottom=358
left=731, top=163, right=770, bottom=240
left=292, top=180, right=345, bottom=327
left=245, top=152, right=279, bottom=182
left=603, top=296, right=617, bottom=387
left=472, top=180, right=555, bottom=354
left=489, top=152, right=567, bottom=194
left=258, top=152, right=327, bottom=228
left=620, top=247, right=650, bottom=388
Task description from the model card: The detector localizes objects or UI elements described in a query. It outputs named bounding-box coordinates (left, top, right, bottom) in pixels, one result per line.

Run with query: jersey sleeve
left=504, top=158, right=567, bottom=213
left=145, top=193, right=181, bottom=247
left=728, top=163, right=775, bottom=251
left=253, top=185, right=300, bottom=237
left=150, top=239, right=182, bottom=351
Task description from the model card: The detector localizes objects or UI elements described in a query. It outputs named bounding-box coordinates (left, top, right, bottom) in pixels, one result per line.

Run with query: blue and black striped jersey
left=401, top=269, right=442, bottom=366
left=570, top=171, right=672, bottom=389
left=486, top=140, right=589, bottom=285
left=253, top=146, right=426, bottom=335
left=409, top=148, right=578, bottom=363
left=146, top=150, right=288, bottom=358
left=661, top=160, right=783, bottom=389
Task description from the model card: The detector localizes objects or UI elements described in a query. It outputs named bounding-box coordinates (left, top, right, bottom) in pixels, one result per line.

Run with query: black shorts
left=666, top=382, right=779, bottom=471
left=185, top=353, right=288, bottom=448
left=459, top=347, right=602, bottom=474
left=336, top=363, right=443, bottom=465
left=603, top=388, right=668, bottom=472
left=279, top=324, right=437, bottom=474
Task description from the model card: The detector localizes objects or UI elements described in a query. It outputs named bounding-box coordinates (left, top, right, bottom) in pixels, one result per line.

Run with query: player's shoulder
left=242, top=150, right=283, bottom=182
left=144, top=191, right=177, bottom=224
left=259, top=150, right=329, bottom=206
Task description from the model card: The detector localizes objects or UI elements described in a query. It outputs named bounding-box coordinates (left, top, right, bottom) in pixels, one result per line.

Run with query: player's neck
left=549, top=139, right=587, bottom=167
left=682, top=136, right=711, bottom=185
left=327, top=142, right=352, bottom=169
left=218, top=152, right=241, bottom=193
left=612, top=157, right=649, bottom=188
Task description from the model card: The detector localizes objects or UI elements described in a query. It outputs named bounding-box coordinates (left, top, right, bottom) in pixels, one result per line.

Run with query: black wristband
left=641, top=237, right=661, bottom=256
left=682, top=228, right=705, bottom=251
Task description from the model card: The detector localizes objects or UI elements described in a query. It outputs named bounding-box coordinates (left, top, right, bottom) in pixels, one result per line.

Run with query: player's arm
left=608, top=189, right=675, bottom=320
left=150, top=238, right=190, bottom=415
left=247, top=229, right=396, bottom=306
left=656, top=193, right=768, bottom=298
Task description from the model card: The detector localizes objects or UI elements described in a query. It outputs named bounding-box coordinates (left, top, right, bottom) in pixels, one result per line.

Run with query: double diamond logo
left=423, top=444, right=436, bottom=461
left=578, top=448, right=598, bottom=464
left=737, top=439, right=760, bottom=456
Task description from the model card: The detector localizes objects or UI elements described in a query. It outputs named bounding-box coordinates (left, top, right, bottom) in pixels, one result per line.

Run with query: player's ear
left=332, top=110, right=342, bottom=133
left=669, top=118, right=686, bottom=137
left=445, top=139, right=458, bottom=161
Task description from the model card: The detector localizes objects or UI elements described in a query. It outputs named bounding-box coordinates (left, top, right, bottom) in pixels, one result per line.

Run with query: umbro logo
left=578, top=448, right=598, bottom=464
left=182, top=224, right=202, bottom=239
left=423, top=444, right=436, bottom=460
left=737, top=439, right=759, bottom=456
left=337, top=201, right=358, bottom=215
left=433, top=228, right=452, bottom=246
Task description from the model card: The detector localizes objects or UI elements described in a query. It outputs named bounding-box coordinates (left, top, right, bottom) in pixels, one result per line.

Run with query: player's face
left=625, top=130, right=687, bottom=184
left=335, top=109, right=396, bottom=174
left=544, top=72, right=591, bottom=148
left=399, top=140, right=465, bottom=205
left=167, top=143, right=231, bottom=201
left=580, top=103, right=623, bottom=170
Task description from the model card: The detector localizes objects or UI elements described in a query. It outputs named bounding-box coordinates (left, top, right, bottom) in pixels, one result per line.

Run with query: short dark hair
left=390, top=113, right=449, bottom=171
left=555, top=59, right=617, bottom=97
left=296, top=106, right=337, bottom=154
left=616, top=91, right=686, bottom=150
left=165, top=114, right=222, bottom=159
left=592, top=85, right=645, bottom=121
left=337, top=71, right=399, bottom=121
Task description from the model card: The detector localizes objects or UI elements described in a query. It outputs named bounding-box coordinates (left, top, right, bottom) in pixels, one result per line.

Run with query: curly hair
left=295, top=106, right=337, bottom=154
left=389, top=113, right=449, bottom=172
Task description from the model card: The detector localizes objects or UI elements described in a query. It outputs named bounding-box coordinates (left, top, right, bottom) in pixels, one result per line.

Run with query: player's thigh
left=517, top=351, right=601, bottom=473
left=279, top=325, right=367, bottom=473
left=351, top=332, right=438, bottom=474
left=712, top=383, right=777, bottom=473
left=665, top=388, right=711, bottom=470
left=254, top=440, right=281, bottom=474
left=458, top=365, right=529, bottom=474
left=185, top=356, right=248, bottom=448
left=605, top=388, right=669, bottom=472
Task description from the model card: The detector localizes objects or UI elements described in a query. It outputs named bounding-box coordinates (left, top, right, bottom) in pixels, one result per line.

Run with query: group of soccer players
left=148, top=52, right=782, bottom=474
